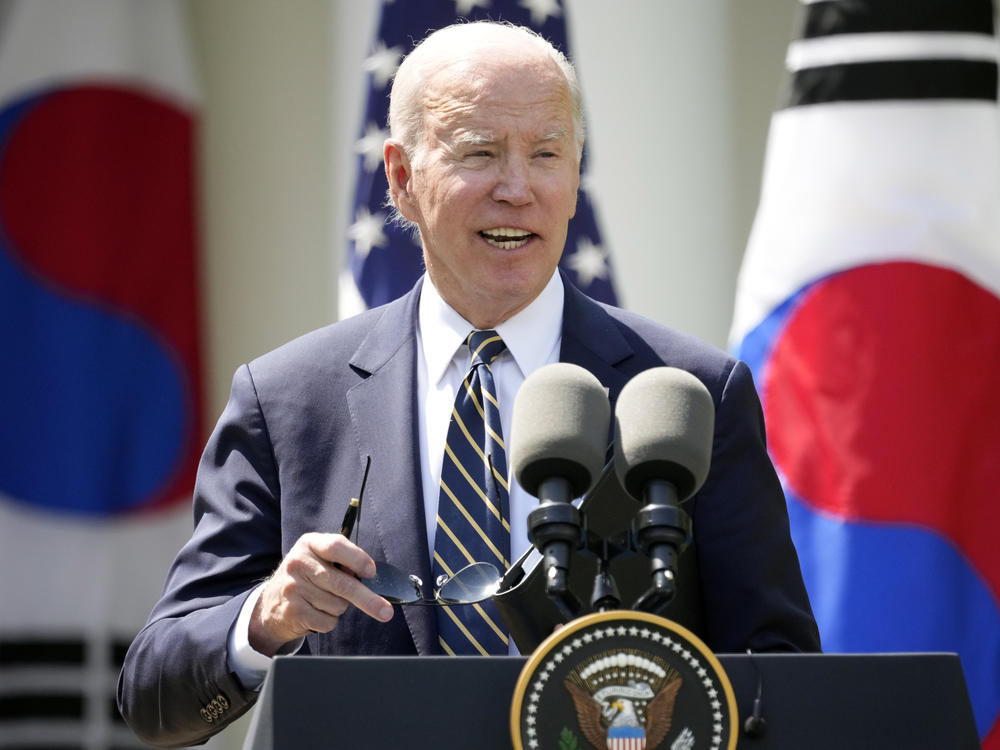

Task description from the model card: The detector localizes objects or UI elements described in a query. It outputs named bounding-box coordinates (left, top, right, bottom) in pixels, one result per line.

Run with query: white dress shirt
left=416, top=270, right=563, bottom=565
left=228, top=271, right=564, bottom=684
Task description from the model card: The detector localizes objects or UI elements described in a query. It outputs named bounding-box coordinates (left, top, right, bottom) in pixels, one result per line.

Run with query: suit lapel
left=559, top=277, right=634, bottom=404
left=346, top=282, right=437, bottom=654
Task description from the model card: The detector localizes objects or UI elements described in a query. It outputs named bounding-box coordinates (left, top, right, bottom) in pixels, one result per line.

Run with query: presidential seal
left=510, top=611, right=737, bottom=750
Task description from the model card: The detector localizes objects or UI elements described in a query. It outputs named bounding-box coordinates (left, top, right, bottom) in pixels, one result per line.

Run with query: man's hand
left=248, top=532, right=394, bottom=656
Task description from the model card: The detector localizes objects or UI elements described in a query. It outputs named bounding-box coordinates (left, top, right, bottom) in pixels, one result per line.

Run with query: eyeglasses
left=341, top=456, right=502, bottom=607
left=369, top=560, right=501, bottom=605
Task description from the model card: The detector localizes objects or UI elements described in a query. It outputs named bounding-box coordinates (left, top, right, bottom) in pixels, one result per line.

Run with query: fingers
left=301, top=534, right=395, bottom=622
left=306, top=532, right=376, bottom=579
left=248, top=533, right=394, bottom=655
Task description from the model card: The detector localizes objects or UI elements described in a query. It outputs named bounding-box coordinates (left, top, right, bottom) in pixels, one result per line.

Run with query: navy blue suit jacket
left=118, top=276, right=819, bottom=746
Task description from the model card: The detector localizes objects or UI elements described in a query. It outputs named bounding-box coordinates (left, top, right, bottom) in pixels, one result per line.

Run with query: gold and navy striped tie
left=432, top=330, right=510, bottom=655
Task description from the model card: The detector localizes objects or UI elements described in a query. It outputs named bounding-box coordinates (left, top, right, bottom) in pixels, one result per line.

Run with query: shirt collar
left=419, top=270, right=564, bottom=386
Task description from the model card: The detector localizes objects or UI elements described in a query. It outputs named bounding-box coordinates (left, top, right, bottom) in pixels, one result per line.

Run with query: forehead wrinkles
left=423, top=86, right=483, bottom=132
left=421, top=62, right=574, bottom=146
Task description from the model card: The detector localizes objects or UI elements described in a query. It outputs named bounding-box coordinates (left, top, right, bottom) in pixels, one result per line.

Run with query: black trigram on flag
left=0, top=635, right=154, bottom=750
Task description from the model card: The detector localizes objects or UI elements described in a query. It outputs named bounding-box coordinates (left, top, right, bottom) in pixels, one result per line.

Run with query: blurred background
left=190, top=0, right=794, bottom=415
left=2, top=1, right=998, bottom=749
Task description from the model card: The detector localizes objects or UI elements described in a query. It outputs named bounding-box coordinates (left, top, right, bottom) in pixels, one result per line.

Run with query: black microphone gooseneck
left=510, top=363, right=610, bottom=622
left=743, top=648, right=767, bottom=738
left=530, top=475, right=581, bottom=620
left=632, top=478, right=690, bottom=610
left=614, top=367, right=715, bottom=615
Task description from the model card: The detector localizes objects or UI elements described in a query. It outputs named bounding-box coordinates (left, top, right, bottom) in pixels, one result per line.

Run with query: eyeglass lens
left=367, top=561, right=501, bottom=606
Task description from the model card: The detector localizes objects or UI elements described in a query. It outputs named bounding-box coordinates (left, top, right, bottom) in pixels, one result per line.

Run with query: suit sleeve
left=117, top=365, right=285, bottom=747
left=693, top=359, right=822, bottom=653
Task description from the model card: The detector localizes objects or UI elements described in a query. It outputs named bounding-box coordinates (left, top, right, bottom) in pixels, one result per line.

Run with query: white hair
left=383, top=21, right=585, bottom=231
left=389, top=21, right=584, bottom=152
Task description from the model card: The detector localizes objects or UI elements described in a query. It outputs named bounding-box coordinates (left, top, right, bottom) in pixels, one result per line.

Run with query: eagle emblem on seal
left=565, top=651, right=682, bottom=750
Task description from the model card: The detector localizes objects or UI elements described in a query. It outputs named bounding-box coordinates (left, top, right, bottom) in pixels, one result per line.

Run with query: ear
left=384, top=139, right=419, bottom=222
left=568, top=156, right=581, bottom=220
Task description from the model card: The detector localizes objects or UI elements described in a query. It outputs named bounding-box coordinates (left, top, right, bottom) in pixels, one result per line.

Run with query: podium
left=242, top=653, right=980, bottom=749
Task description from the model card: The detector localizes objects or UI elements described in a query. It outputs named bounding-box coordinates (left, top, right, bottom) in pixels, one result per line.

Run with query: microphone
left=614, top=367, right=714, bottom=613
left=510, top=363, right=610, bottom=620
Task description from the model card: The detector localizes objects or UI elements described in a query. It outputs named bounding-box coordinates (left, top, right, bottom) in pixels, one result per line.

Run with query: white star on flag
left=355, top=121, right=388, bottom=172
left=519, top=0, right=561, bottom=25
left=349, top=207, right=388, bottom=258
left=363, top=41, right=403, bottom=89
left=566, top=237, right=609, bottom=286
left=455, top=0, right=491, bottom=14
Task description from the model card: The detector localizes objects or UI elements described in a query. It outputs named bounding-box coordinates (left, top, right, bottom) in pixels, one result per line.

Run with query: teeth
left=488, top=227, right=530, bottom=238
left=481, top=227, right=533, bottom=249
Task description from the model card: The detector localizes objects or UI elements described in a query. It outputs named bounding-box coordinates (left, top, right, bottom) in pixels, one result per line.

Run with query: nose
left=491, top=156, right=533, bottom=206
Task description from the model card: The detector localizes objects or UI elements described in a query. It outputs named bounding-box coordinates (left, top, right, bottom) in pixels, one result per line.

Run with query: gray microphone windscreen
left=614, top=367, right=715, bottom=500
left=510, top=363, right=610, bottom=497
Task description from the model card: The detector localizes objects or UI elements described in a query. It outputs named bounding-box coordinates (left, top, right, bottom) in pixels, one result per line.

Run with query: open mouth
left=480, top=227, right=534, bottom=249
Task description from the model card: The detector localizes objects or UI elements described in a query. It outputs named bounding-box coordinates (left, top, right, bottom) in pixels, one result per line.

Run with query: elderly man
left=118, top=21, right=819, bottom=747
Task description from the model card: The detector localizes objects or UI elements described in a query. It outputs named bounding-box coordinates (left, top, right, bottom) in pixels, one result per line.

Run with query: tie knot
left=467, top=330, right=506, bottom=368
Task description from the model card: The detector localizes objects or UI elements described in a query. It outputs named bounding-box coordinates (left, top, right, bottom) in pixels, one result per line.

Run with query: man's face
left=388, top=53, right=581, bottom=328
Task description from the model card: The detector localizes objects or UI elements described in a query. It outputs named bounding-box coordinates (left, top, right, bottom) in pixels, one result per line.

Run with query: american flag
left=607, top=729, right=646, bottom=750
left=342, top=0, right=617, bottom=317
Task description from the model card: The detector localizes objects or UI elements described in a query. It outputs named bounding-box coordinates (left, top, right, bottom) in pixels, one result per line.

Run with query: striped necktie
left=432, top=330, right=511, bottom=655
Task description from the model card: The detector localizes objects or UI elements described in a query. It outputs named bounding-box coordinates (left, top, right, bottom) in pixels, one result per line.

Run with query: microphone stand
left=527, top=478, right=692, bottom=621
left=589, top=537, right=623, bottom=612
left=632, top=479, right=692, bottom=615
left=526, top=476, right=583, bottom=622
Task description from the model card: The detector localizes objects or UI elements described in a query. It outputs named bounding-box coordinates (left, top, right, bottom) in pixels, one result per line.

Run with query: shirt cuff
left=227, top=584, right=304, bottom=690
